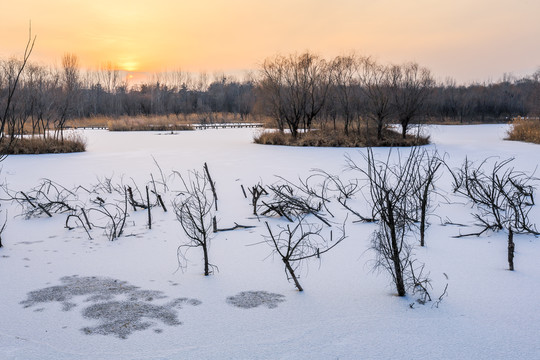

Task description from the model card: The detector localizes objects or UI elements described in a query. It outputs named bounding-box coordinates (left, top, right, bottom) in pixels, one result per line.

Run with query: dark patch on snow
left=81, top=301, right=179, bottom=339
left=16, top=240, right=44, bottom=245
left=20, top=275, right=201, bottom=339
left=62, top=302, right=77, bottom=312
left=226, top=291, right=285, bottom=309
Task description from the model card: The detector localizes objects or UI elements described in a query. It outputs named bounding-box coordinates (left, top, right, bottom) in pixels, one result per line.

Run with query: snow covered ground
left=1, top=124, right=539, bottom=359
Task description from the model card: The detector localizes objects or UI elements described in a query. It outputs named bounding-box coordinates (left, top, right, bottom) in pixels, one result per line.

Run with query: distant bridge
left=193, top=123, right=264, bottom=130
left=71, top=122, right=264, bottom=131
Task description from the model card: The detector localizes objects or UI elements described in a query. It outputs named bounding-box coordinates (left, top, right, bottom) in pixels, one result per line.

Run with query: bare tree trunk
left=0, top=216, right=7, bottom=247
left=508, top=228, right=514, bottom=271
left=283, top=258, right=303, bottom=291
left=392, top=248, right=406, bottom=296
left=203, top=241, right=210, bottom=276
left=419, top=184, right=429, bottom=247
left=387, top=201, right=406, bottom=296
left=377, top=119, right=383, bottom=140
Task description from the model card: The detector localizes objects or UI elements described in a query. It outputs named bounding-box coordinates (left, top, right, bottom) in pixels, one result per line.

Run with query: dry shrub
left=0, top=135, right=86, bottom=155
left=254, top=127, right=429, bottom=147
left=506, top=119, right=540, bottom=144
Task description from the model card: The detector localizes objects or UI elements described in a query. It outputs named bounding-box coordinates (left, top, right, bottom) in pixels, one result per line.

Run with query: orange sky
left=1, top=0, right=539, bottom=83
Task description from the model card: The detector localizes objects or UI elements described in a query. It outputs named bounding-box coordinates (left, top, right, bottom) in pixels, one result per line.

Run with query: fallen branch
left=214, top=222, right=256, bottom=232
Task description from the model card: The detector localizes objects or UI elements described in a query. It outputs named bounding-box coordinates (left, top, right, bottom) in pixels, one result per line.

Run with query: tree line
left=1, top=51, right=539, bottom=140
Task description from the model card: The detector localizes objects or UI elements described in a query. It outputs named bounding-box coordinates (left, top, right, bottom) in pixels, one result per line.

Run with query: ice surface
left=1, top=125, right=539, bottom=359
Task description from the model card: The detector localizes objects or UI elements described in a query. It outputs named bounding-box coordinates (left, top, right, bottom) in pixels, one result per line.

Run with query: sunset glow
left=119, top=61, right=139, bottom=72
left=1, top=0, right=539, bottom=83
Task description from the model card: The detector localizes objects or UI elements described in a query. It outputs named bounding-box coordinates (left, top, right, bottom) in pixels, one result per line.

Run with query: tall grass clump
left=506, top=119, right=540, bottom=144
left=0, top=133, right=86, bottom=155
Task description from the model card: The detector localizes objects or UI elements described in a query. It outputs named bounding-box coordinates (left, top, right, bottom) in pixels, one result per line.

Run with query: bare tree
left=412, top=150, right=443, bottom=246
left=0, top=24, right=36, bottom=156
left=348, top=148, right=430, bottom=296
left=450, top=157, right=538, bottom=237
left=173, top=170, right=215, bottom=276
left=96, top=61, right=120, bottom=115
left=259, top=52, right=331, bottom=138
left=263, top=216, right=346, bottom=291
left=390, top=62, right=434, bottom=139
left=359, top=58, right=393, bottom=141
left=330, top=54, right=360, bottom=136
left=257, top=62, right=287, bottom=131
left=31, top=65, right=60, bottom=139
left=449, top=157, right=539, bottom=271
left=98, top=61, right=119, bottom=94
left=57, top=53, right=80, bottom=141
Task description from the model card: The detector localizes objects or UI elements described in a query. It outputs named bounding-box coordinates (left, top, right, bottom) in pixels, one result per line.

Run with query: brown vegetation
left=66, top=113, right=274, bottom=131
left=65, top=117, right=110, bottom=128
left=254, top=127, right=429, bottom=147
left=506, top=118, right=540, bottom=144
left=0, top=136, right=86, bottom=155
left=107, top=117, right=193, bottom=132
left=423, top=117, right=510, bottom=125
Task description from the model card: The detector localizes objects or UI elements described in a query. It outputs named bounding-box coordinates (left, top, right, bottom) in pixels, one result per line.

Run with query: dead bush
left=506, top=119, right=540, bottom=144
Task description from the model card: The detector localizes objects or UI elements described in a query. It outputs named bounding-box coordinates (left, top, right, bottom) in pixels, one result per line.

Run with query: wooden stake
left=146, top=186, right=152, bottom=229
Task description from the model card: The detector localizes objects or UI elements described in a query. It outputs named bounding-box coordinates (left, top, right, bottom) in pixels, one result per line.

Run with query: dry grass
left=67, top=113, right=271, bottom=131
left=256, top=115, right=276, bottom=129
left=106, top=117, right=194, bottom=132
left=254, top=127, right=430, bottom=147
left=423, top=116, right=512, bottom=125
left=0, top=135, right=86, bottom=155
left=66, top=117, right=110, bottom=128
left=66, top=115, right=193, bottom=131
left=506, top=119, right=540, bottom=144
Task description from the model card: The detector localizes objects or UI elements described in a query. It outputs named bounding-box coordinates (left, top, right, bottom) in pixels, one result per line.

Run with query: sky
left=1, top=0, right=539, bottom=84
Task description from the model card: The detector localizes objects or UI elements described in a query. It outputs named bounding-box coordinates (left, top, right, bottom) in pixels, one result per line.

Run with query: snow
left=1, top=124, right=540, bottom=359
